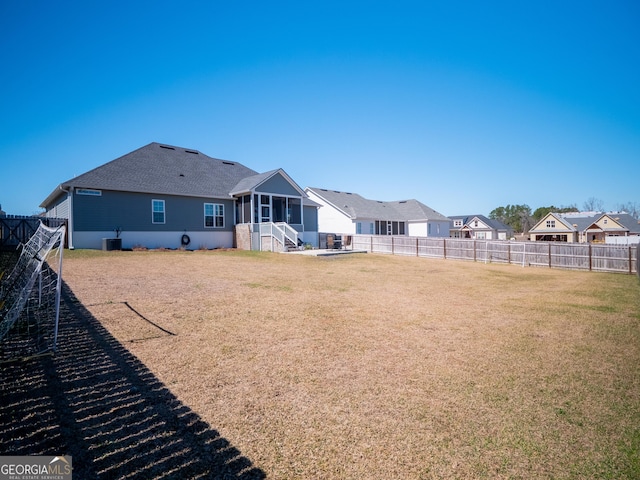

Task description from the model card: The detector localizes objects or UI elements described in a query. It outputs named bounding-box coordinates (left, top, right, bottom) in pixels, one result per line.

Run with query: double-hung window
left=152, top=199, right=165, bottom=224
left=205, top=203, right=224, bottom=228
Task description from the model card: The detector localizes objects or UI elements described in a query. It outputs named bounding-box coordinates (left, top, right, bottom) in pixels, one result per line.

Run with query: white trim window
left=205, top=203, right=224, bottom=228
left=152, top=199, right=165, bottom=224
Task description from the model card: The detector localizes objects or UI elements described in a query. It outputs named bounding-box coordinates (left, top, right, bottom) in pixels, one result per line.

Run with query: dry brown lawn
left=62, top=249, right=640, bottom=479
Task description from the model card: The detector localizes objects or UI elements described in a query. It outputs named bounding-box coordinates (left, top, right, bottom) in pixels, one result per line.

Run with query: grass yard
left=60, top=249, right=640, bottom=479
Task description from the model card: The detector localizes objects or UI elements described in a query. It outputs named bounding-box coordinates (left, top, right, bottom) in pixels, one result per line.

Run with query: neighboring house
left=529, top=211, right=640, bottom=244
left=528, top=212, right=578, bottom=242
left=449, top=214, right=513, bottom=240
left=305, top=187, right=450, bottom=237
left=40, top=142, right=318, bottom=250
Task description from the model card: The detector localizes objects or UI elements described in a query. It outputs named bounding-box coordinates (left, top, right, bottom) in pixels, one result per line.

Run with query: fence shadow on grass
left=0, top=282, right=266, bottom=479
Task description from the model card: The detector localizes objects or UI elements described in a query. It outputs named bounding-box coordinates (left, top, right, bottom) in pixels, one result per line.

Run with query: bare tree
left=583, top=197, right=604, bottom=212
left=616, top=201, right=640, bottom=219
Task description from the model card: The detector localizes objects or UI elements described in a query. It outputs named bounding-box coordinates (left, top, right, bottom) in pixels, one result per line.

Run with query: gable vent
left=185, top=149, right=198, bottom=154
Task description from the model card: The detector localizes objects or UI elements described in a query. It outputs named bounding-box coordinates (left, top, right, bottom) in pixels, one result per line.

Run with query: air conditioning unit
left=102, top=238, right=122, bottom=251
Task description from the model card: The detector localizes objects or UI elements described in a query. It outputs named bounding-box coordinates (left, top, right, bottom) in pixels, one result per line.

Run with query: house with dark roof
left=449, top=214, right=513, bottom=240
left=305, top=187, right=450, bottom=237
left=40, top=143, right=319, bottom=250
left=529, top=211, right=640, bottom=244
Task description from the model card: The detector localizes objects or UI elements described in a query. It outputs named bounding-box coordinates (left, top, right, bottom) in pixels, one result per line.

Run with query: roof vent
left=399, top=201, right=407, bottom=204
left=159, top=145, right=175, bottom=150
left=179, top=174, right=185, bottom=177
left=185, top=149, right=198, bottom=154
left=222, top=161, right=235, bottom=165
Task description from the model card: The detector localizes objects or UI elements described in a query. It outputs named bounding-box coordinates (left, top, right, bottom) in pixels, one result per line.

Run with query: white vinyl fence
left=350, top=235, right=639, bottom=275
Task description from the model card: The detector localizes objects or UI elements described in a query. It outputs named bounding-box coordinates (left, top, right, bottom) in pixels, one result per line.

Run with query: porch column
left=300, top=196, right=304, bottom=231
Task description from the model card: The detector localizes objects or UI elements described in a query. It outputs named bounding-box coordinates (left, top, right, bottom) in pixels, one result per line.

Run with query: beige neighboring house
left=529, top=211, right=640, bottom=244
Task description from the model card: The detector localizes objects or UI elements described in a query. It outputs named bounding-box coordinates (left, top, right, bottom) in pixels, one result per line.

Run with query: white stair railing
left=259, top=223, right=298, bottom=252
left=275, top=222, right=299, bottom=248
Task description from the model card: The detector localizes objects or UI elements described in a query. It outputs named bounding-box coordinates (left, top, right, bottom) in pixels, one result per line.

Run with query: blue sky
left=1, top=1, right=638, bottom=217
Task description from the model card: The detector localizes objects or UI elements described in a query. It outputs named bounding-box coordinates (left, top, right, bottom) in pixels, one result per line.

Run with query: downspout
left=59, top=185, right=74, bottom=249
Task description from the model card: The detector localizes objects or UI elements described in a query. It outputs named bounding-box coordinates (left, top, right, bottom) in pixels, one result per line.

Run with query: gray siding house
left=40, top=143, right=318, bottom=250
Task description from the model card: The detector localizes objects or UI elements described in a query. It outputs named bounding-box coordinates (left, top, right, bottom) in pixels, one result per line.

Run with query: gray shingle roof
left=43, top=143, right=258, bottom=204
left=610, top=213, right=640, bottom=233
left=306, top=187, right=449, bottom=222
left=559, top=212, right=640, bottom=233
left=559, top=214, right=594, bottom=232
left=230, top=169, right=281, bottom=195
left=391, top=199, right=450, bottom=222
left=229, top=168, right=306, bottom=197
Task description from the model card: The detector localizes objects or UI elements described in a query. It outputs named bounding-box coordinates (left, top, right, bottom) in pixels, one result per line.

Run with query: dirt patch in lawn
left=10, top=249, right=640, bottom=479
